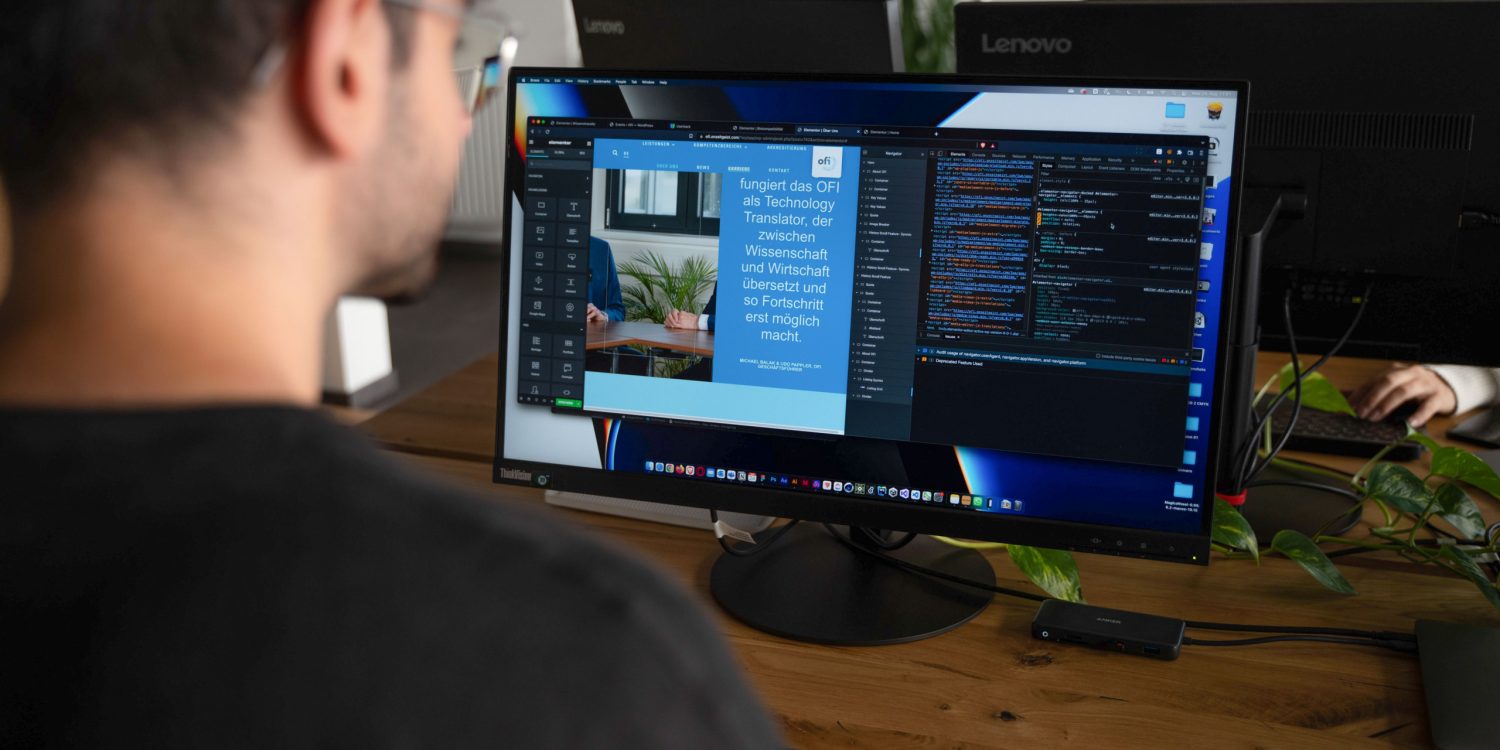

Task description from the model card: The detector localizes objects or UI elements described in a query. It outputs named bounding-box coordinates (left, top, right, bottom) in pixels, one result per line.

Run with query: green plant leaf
left=1365, top=463, right=1433, bottom=516
left=1271, top=530, right=1356, bottom=594
left=1275, top=364, right=1356, bottom=416
left=1439, top=546, right=1500, bottom=611
left=1007, top=545, right=1084, bottom=603
left=1406, top=430, right=1443, bottom=454
left=1433, top=482, right=1487, bottom=540
left=1429, top=446, right=1500, bottom=501
left=1211, top=497, right=1259, bottom=562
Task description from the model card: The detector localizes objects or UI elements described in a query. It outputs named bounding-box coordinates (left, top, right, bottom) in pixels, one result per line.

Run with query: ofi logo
left=582, top=17, right=626, bottom=35
left=981, top=34, right=1073, bottom=54
left=817, top=155, right=837, bottom=167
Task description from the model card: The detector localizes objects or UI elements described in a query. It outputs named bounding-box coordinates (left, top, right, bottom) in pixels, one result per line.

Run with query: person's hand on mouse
left=1348, top=364, right=1457, bottom=427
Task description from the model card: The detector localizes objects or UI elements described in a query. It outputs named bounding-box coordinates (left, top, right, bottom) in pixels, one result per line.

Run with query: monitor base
left=710, top=524, right=994, bottom=646
left=545, top=490, right=772, bottom=532
left=1239, top=462, right=1362, bottom=541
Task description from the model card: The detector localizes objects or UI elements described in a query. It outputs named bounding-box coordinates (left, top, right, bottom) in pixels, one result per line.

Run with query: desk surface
left=361, top=352, right=1500, bottom=748
left=586, top=319, right=715, bottom=357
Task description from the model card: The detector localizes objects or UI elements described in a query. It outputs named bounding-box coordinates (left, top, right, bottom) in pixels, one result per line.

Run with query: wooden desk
left=361, top=352, right=1500, bottom=748
left=587, top=319, right=715, bottom=357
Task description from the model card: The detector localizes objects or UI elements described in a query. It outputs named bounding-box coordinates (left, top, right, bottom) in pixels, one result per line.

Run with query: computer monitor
left=570, top=0, right=905, bottom=73
left=954, top=0, right=1500, bottom=366
left=495, top=68, right=1248, bottom=644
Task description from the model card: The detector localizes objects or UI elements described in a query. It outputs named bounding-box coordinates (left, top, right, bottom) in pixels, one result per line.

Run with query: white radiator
left=445, top=65, right=510, bottom=244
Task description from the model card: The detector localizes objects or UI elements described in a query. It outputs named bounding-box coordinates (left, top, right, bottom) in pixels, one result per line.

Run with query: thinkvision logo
left=582, top=17, right=626, bottom=35
left=499, top=467, right=533, bottom=482
left=981, top=34, right=1073, bottom=54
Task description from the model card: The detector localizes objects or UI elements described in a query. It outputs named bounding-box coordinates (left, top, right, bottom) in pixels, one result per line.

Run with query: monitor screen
left=495, top=70, right=1247, bottom=564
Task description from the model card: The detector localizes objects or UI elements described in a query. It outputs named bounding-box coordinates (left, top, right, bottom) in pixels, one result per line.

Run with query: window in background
left=606, top=169, right=720, bottom=236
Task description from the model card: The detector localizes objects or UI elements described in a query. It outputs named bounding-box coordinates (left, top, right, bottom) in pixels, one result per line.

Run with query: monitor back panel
left=572, top=0, right=903, bottom=74
left=955, top=0, right=1500, bottom=364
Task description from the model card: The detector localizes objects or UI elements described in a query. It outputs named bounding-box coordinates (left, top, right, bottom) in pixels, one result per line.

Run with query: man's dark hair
left=0, top=1, right=414, bottom=223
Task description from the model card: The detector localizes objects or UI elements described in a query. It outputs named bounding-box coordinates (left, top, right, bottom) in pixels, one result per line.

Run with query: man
left=0, top=2, right=779, bottom=747
left=585, top=236, right=626, bottom=323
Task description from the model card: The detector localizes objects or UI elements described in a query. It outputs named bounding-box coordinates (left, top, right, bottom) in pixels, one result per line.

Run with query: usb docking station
left=1031, top=600, right=1185, bottom=660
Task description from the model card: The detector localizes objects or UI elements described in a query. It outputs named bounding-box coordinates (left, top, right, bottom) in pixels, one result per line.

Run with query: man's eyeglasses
left=384, top=0, right=519, bottom=115
left=252, top=0, right=519, bottom=116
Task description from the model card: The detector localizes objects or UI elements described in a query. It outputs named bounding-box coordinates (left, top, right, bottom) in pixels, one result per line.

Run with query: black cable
left=1235, top=283, right=1373, bottom=490
left=1322, top=538, right=1491, bottom=560
left=1235, top=291, right=1304, bottom=491
left=1251, top=281, right=1373, bottom=482
left=1242, top=291, right=1305, bottom=488
left=1270, top=454, right=1360, bottom=478
left=1429, top=524, right=1500, bottom=578
left=853, top=526, right=917, bottom=551
left=1232, top=290, right=1297, bottom=491
left=1229, top=282, right=1373, bottom=493
left=709, top=509, right=800, bottom=558
left=821, top=523, right=1048, bottom=602
left=1183, top=619, right=1414, bottom=642
left=1183, top=634, right=1417, bottom=654
left=1325, top=546, right=1379, bottom=559
left=817, top=524, right=1423, bottom=652
left=1244, top=479, right=1364, bottom=503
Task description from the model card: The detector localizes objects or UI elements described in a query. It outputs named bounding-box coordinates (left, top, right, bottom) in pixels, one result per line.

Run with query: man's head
left=0, top=0, right=476, bottom=301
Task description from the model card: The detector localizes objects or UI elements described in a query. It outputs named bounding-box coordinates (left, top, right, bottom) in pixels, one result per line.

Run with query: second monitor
left=955, top=0, right=1500, bottom=366
left=571, top=0, right=905, bottom=74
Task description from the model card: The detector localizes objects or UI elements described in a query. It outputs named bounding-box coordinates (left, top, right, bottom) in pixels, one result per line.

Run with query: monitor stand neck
left=710, top=524, right=994, bottom=645
left=1218, top=190, right=1308, bottom=497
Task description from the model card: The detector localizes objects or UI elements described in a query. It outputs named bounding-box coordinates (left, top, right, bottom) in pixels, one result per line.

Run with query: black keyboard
left=1257, top=405, right=1423, bottom=460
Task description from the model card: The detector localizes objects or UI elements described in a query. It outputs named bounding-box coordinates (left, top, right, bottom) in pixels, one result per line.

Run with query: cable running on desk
left=815, top=524, right=1417, bottom=647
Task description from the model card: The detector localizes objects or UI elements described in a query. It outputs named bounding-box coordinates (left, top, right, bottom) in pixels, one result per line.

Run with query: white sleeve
left=698, top=314, right=710, bottom=331
left=1425, top=365, right=1500, bottom=415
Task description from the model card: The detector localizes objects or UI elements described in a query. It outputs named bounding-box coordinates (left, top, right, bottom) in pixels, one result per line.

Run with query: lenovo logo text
left=582, top=17, right=626, bottom=35
left=981, top=35, right=1073, bottom=54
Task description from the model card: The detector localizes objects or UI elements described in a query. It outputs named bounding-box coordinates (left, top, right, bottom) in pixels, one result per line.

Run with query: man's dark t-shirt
left=0, top=407, right=781, bottom=748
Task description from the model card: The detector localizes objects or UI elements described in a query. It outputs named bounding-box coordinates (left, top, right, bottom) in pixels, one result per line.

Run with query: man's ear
left=294, top=0, right=391, bottom=159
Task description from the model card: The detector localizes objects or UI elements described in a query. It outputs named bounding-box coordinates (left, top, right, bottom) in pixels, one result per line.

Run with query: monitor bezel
left=491, top=66, right=1250, bottom=566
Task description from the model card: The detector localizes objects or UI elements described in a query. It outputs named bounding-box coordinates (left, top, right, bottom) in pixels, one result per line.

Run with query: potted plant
left=1208, top=365, right=1500, bottom=609
left=615, top=251, right=715, bottom=324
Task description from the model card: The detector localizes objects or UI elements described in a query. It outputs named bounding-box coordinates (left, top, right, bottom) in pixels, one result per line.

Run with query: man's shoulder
left=1, top=407, right=780, bottom=747
left=234, top=416, right=779, bottom=745
left=256, top=413, right=704, bottom=621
